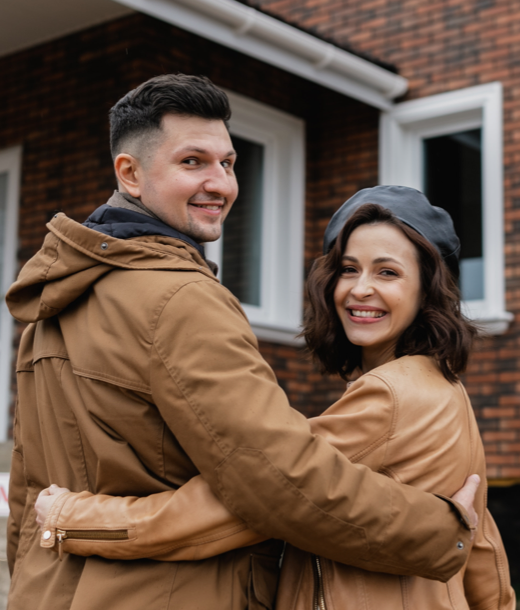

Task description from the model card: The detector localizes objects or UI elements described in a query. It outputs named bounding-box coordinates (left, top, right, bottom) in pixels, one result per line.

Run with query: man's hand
left=35, top=484, right=70, bottom=529
left=451, top=474, right=480, bottom=539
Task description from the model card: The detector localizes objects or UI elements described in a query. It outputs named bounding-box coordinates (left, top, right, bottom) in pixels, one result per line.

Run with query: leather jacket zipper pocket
left=312, top=555, right=327, bottom=610
left=56, top=529, right=129, bottom=561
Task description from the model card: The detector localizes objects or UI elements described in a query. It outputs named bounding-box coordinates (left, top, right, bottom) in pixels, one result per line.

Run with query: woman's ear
left=114, top=153, right=141, bottom=198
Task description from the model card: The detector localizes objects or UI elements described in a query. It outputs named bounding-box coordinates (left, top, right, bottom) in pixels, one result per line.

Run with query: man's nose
left=203, top=163, right=237, bottom=198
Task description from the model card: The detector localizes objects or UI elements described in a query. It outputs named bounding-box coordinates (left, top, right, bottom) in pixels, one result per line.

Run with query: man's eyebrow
left=177, top=146, right=237, bottom=156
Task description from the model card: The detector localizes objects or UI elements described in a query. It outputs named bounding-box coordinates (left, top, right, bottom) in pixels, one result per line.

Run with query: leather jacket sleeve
left=40, top=475, right=263, bottom=561
left=463, top=507, right=516, bottom=610
left=307, top=375, right=396, bottom=467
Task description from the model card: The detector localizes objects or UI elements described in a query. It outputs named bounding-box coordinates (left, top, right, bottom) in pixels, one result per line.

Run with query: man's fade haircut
left=109, top=74, right=232, bottom=160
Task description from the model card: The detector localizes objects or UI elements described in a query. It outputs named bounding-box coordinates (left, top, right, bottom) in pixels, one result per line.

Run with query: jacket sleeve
left=464, top=507, right=516, bottom=610
left=146, top=279, right=472, bottom=581
left=308, top=374, right=396, bottom=467
left=40, top=475, right=264, bottom=561
left=7, top=400, right=28, bottom=575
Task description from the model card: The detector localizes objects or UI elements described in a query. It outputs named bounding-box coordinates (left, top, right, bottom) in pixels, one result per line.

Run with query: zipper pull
left=57, top=530, right=67, bottom=561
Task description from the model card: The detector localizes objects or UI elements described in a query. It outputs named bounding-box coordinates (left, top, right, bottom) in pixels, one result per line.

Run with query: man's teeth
left=350, top=309, right=385, bottom=318
left=193, top=204, right=221, bottom=210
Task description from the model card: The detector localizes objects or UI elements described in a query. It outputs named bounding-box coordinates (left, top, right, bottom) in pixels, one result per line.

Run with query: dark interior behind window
left=423, top=128, right=483, bottom=300
left=221, top=135, right=264, bottom=306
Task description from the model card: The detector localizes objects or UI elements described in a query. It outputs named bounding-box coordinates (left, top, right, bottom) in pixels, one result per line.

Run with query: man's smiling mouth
left=349, top=309, right=386, bottom=318
left=190, top=203, right=222, bottom=211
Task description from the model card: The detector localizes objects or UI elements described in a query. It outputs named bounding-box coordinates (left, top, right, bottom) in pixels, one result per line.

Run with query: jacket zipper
left=312, top=555, right=327, bottom=610
left=56, top=529, right=129, bottom=561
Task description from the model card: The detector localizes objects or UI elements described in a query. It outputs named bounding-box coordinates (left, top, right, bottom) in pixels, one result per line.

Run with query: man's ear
left=114, top=153, right=142, bottom=198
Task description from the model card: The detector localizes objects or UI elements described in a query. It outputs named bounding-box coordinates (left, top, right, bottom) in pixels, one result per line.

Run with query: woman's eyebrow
left=342, top=255, right=403, bottom=265
left=373, top=256, right=402, bottom=265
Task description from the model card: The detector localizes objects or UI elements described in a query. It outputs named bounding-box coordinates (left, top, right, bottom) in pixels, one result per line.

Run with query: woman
left=36, top=186, right=515, bottom=609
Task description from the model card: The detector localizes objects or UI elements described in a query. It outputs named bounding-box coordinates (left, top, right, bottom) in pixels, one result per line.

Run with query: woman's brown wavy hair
left=302, top=203, right=477, bottom=383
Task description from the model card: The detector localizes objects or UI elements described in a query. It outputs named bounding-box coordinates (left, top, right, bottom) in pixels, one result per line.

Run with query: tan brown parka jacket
left=6, top=212, right=473, bottom=610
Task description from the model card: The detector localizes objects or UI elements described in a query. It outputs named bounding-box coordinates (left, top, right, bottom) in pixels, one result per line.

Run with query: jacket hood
left=7, top=212, right=216, bottom=323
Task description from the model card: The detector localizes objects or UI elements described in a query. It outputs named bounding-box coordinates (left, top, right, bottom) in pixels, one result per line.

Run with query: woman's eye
left=341, top=266, right=357, bottom=274
left=380, top=269, right=398, bottom=277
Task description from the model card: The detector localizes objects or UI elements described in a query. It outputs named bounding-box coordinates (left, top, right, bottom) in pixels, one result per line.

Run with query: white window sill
left=251, top=323, right=305, bottom=346
left=462, top=300, right=513, bottom=335
left=471, top=311, right=513, bottom=336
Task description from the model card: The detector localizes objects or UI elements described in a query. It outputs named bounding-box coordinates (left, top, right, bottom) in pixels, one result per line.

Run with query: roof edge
left=112, top=0, right=408, bottom=109
left=233, top=0, right=399, bottom=74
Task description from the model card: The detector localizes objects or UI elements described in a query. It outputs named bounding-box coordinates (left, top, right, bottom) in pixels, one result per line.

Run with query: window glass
left=221, top=135, right=264, bottom=306
left=0, top=173, right=7, bottom=294
left=423, top=128, right=483, bottom=300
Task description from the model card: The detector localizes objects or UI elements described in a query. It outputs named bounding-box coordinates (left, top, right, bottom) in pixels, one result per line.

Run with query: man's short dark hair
left=109, top=74, right=231, bottom=159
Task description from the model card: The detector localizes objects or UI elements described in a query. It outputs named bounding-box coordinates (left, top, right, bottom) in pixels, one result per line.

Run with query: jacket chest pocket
left=248, top=553, right=280, bottom=610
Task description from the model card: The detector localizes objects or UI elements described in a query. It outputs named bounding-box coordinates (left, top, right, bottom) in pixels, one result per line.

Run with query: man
left=6, top=74, right=477, bottom=610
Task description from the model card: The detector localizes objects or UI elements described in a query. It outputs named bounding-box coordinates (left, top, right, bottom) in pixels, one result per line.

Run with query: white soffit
left=0, top=0, right=133, bottom=58
left=112, top=0, right=408, bottom=109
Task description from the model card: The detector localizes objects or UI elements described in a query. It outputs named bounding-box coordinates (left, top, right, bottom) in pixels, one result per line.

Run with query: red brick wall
left=247, top=0, right=520, bottom=480
left=0, top=13, right=380, bottom=425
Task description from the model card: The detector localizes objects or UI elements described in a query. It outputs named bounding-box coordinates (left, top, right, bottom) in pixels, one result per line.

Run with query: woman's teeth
left=350, top=309, right=385, bottom=318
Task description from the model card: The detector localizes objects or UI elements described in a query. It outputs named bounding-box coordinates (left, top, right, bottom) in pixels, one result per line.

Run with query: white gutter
left=111, top=0, right=408, bottom=109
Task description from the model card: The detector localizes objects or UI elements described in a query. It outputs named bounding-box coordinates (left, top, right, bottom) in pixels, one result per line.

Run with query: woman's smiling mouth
left=347, top=308, right=388, bottom=323
left=350, top=309, right=386, bottom=318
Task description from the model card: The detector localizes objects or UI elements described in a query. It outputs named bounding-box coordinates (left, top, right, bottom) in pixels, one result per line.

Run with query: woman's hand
left=35, top=484, right=70, bottom=529
left=451, top=474, right=480, bottom=539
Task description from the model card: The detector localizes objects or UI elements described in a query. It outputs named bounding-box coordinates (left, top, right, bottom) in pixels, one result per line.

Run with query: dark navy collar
left=83, top=204, right=205, bottom=257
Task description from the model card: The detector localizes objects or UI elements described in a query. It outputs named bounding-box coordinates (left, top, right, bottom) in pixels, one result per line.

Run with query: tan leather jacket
left=38, top=357, right=512, bottom=609
left=7, top=213, right=473, bottom=610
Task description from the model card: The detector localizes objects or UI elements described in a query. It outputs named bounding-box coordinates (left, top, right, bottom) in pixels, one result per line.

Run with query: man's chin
left=189, top=226, right=222, bottom=244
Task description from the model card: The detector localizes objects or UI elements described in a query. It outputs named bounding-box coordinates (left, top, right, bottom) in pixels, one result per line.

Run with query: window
left=205, top=91, right=305, bottom=344
left=0, top=146, right=21, bottom=440
left=424, top=128, right=483, bottom=301
left=380, top=82, right=511, bottom=334
left=221, top=135, right=264, bottom=307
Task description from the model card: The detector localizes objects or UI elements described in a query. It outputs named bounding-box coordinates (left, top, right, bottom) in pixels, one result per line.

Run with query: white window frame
left=380, top=82, right=512, bottom=334
left=0, top=146, right=21, bottom=441
left=206, top=91, right=305, bottom=345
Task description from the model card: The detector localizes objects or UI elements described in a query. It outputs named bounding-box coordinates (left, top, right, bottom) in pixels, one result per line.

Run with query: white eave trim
left=112, top=0, right=408, bottom=109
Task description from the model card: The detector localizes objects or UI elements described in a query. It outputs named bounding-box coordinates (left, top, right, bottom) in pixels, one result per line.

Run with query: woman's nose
left=350, top=274, right=374, bottom=299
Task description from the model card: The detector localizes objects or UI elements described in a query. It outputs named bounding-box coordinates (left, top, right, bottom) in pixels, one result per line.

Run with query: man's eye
left=221, top=160, right=233, bottom=168
left=182, top=158, right=198, bottom=166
